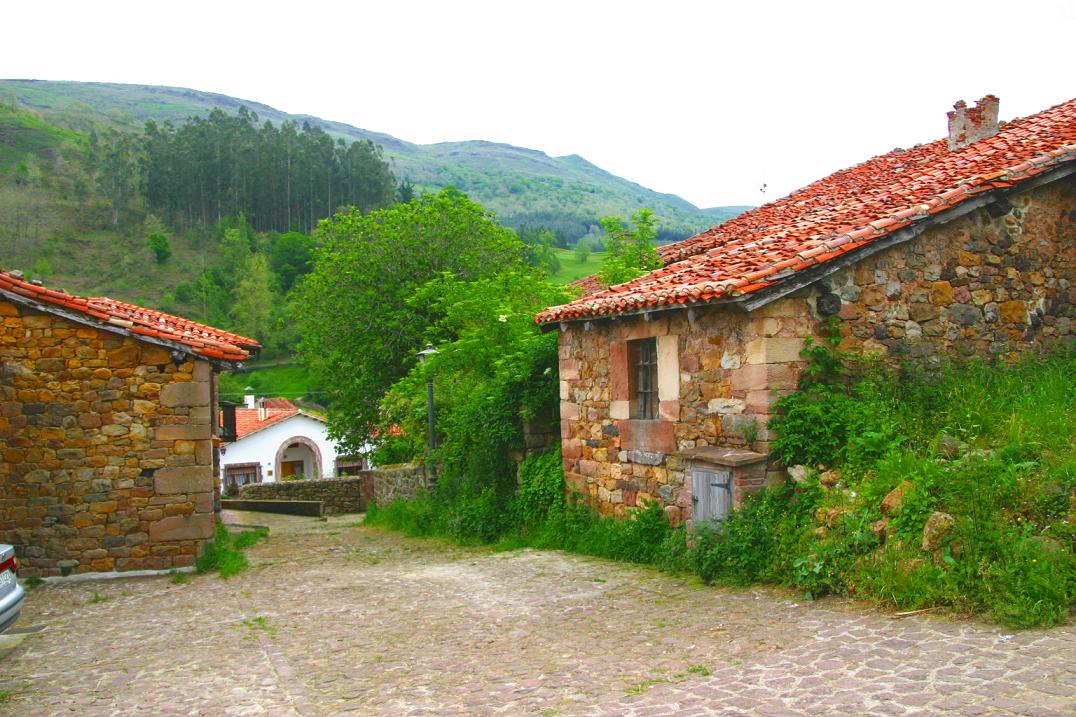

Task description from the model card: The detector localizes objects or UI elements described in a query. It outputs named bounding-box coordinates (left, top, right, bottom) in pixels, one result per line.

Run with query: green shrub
left=690, top=480, right=821, bottom=586
left=514, top=448, right=565, bottom=534
left=196, top=523, right=268, bottom=578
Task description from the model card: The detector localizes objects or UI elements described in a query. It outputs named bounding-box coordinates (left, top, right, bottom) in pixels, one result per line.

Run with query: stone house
left=536, top=95, right=1075, bottom=527
left=0, top=270, right=259, bottom=576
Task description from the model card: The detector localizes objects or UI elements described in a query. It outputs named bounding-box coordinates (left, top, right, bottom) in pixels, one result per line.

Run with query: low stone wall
left=239, top=476, right=370, bottom=515
left=237, top=463, right=428, bottom=514
left=370, top=463, right=429, bottom=507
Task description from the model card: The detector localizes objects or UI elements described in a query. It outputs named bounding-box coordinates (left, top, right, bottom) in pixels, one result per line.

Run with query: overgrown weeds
left=195, top=523, right=268, bottom=578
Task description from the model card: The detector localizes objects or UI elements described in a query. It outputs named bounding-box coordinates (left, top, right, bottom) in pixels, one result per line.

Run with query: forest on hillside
left=99, top=107, right=399, bottom=232
left=0, top=101, right=583, bottom=360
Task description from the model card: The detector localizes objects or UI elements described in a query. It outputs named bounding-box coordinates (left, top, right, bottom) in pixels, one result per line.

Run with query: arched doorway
left=274, top=436, right=323, bottom=480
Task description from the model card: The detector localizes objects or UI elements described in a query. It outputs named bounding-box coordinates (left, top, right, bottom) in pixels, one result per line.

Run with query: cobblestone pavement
left=2, top=512, right=1073, bottom=716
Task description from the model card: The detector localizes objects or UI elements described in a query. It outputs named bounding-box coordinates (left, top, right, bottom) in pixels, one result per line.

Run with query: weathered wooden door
left=691, top=467, right=732, bottom=523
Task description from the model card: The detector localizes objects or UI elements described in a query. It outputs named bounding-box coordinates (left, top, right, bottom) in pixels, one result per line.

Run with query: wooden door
left=691, top=467, right=732, bottom=523
left=281, top=460, right=302, bottom=478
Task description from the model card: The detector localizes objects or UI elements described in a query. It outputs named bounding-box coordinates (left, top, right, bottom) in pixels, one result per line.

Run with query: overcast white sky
left=4, top=1, right=1074, bottom=207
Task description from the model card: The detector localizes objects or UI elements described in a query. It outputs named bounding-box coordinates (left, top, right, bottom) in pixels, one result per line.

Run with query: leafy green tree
left=269, top=231, right=316, bottom=291
left=519, top=225, right=561, bottom=275
left=379, top=265, right=569, bottom=535
left=574, top=236, right=591, bottom=264
left=293, top=188, right=524, bottom=453
left=147, top=233, right=171, bottom=264
left=396, top=178, right=416, bottom=203
left=91, top=127, right=141, bottom=227
left=231, top=253, right=276, bottom=341
left=597, top=208, right=662, bottom=285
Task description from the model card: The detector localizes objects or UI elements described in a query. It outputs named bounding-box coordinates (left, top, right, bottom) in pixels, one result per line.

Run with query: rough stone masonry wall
left=0, top=302, right=217, bottom=575
left=559, top=298, right=813, bottom=526
left=825, top=178, right=1074, bottom=359
left=240, top=476, right=372, bottom=515
left=237, top=463, right=428, bottom=514
left=558, top=177, right=1074, bottom=525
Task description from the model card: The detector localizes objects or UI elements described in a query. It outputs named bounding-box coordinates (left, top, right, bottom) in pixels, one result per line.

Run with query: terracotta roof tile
left=537, top=97, right=1076, bottom=324
left=0, top=269, right=259, bottom=362
left=567, top=274, right=607, bottom=298
left=233, top=399, right=299, bottom=439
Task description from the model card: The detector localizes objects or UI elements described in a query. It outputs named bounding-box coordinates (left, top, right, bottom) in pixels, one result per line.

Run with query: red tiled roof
left=234, top=399, right=300, bottom=439
left=537, top=97, right=1076, bottom=324
left=567, top=274, right=607, bottom=297
left=0, top=269, right=259, bottom=362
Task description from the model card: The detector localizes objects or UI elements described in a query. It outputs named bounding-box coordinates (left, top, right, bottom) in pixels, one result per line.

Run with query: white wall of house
left=220, top=413, right=341, bottom=488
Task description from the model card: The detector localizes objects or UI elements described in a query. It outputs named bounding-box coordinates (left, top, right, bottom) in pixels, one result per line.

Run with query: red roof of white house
left=537, top=96, right=1076, bottom=324
left=0, top=268, right=259, bottom=362
left=228, top=398, right=327, bottom=441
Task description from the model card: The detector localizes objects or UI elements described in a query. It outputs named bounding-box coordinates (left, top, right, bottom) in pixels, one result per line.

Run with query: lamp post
left=416, top=343, right=439, bottom=479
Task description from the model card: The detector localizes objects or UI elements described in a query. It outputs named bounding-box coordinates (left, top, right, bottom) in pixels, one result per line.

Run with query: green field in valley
left=550, top=247, right=606, bottom=284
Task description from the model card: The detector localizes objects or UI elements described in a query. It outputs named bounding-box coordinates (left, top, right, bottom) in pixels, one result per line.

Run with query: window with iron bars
left=628, top=338, right=658, bottom=419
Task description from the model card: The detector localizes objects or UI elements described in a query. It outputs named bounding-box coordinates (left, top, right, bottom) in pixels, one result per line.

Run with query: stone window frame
left=611, top=333, right=680, bottom=424
left=628, top=337, right=659, bottom=420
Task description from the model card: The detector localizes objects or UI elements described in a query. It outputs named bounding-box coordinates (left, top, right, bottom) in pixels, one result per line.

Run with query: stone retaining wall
left=0, top=302, right=217, bottom=576
left=237, top=463, right=428, bottom=514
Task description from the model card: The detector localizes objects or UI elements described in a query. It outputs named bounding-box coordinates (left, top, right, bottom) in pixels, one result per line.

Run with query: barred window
left=629, top=338, right=658, bottom=419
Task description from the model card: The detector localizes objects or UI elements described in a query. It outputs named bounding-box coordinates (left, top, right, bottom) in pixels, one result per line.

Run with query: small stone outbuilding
left=0, top=270, right=259, bottom=575
left=537, top=95, right=1075, bottom=526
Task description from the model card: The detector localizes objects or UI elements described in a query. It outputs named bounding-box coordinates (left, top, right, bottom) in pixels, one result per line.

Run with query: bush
left=690, top=480, right=820, bottom=586
left=196, top=523, right=268, bottom=578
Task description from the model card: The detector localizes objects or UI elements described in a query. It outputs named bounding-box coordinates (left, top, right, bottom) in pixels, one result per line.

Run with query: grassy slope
left=550, top=247, right=606, bottom=284
left=218, top=365, right=317, bottom=403
left=0, top=80, right=747, bottom=239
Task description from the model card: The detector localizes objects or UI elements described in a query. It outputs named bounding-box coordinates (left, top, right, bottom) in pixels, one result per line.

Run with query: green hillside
left=0, top=79, right=745, bottom=241
left=550, top=247, right=607, bottom=284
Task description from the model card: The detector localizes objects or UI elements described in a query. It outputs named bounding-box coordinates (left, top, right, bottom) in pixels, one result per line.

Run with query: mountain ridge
left=0, top=79, right=746, bottom=241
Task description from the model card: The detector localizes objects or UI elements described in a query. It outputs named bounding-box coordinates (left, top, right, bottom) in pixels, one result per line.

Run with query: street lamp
left=416, top=343, right=439, bottom=478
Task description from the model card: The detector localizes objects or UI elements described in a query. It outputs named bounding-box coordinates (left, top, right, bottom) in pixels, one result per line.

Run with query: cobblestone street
left=1, top=512, right=1073, bottom=716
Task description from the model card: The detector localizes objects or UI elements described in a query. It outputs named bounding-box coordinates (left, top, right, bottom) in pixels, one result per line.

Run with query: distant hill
left=0, top=79, right=746, bottom=242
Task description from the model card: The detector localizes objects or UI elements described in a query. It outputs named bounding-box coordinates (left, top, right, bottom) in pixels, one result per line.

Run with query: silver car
left=0, top=544, right=24, bottom=633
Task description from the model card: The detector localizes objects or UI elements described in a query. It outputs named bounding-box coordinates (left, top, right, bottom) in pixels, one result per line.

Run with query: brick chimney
left=947, top=95, right=1000, bottom=150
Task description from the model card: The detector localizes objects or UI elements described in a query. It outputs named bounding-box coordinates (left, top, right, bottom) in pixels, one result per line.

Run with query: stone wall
left=0, top=302, right=217, bottom=576
left=559, top=299, right=809, bottom=526
left=236, top=463, right=428, bottom=514
left=239, top=476, right=372, bottom=515
left=825, top=178, right=1074, bottom=359
left=558, top=178, right=1074, bottom=525
left=370, top=463, right=429, bottom=507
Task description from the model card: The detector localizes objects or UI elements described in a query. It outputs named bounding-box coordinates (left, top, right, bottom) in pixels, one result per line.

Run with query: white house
left=219, top=395, right=362, bottom=495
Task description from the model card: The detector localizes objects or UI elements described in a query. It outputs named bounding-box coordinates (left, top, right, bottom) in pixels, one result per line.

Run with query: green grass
left=196, top=523, right=269, bottom=578
left=0, top=102, right=86, bottom=169
left=89, top=591, right=109, bottom=604
left=550, top=247, right=607, bottom=284
left=218, top=364, right=317, bottom=404
left=242, top=616, right=278, bottom=639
